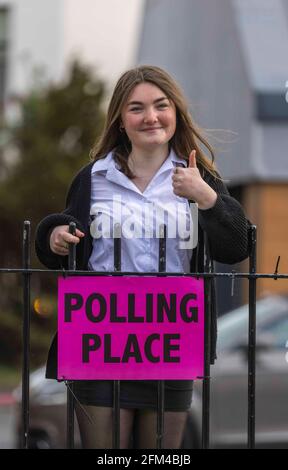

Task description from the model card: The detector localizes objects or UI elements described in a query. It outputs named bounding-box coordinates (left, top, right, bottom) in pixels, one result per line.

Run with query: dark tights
left=75, top=403, right=188, bottom=449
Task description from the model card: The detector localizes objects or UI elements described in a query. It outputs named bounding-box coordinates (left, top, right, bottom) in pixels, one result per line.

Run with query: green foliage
left=0, top=60, right=107, bottom=368
left=0, top=60, right=106, bottom=227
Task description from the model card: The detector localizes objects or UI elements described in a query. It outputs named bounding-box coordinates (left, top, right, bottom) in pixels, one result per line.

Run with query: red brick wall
left=242, top=183, right=288, bottom=300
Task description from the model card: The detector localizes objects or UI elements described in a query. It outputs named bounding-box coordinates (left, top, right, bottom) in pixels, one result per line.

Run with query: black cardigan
left=35, top=161, right=251, bottom=378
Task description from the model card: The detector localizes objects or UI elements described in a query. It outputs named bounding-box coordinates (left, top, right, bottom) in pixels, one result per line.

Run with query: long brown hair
left=90, top=65, right=219, bottom=179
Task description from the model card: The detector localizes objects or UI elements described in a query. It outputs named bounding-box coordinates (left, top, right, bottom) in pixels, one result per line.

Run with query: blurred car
left=13, top=368, right=81, bottom=449
left=13, top=295, right=288, bottom=449
left=183, top=294, right=288, bottom=449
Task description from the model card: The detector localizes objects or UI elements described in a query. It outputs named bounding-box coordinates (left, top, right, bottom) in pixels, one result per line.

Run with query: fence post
left=21, top=220, right=31, bottom=449
left=66, top=222, right=77, bottom=449
left=202, top=233, right=212, bottom=449
left=248, top=224, right=257, bottom=449
left=113, top=222, right=121, bottom=449
left=157, top=224, right=167, bottom=449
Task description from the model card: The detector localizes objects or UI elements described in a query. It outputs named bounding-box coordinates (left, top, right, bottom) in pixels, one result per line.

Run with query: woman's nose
left=143, top=107, right=158, bottom=123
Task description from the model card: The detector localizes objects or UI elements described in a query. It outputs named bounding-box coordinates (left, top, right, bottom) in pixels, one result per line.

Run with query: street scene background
left=0, top=0, right=288, bottom=449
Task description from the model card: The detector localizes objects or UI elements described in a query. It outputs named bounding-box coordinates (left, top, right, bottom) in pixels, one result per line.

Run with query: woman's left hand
left=172, top=150, right=218, bottom=210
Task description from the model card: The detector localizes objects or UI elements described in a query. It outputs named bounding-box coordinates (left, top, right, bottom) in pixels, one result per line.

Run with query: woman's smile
left=141, top=127, right=163, bottom=132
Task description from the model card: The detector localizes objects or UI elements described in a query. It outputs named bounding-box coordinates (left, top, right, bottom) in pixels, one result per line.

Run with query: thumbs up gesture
left=172, top=150, right=217, bottom=210
left=188, top=149, right=197, bottom=169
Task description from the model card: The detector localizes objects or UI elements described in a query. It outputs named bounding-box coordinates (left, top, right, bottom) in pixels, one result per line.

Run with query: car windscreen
left=217, top=296, right=288, bottom=352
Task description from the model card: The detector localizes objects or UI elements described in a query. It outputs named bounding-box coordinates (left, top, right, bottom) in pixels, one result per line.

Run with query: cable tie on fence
left=62, top=267, right=67, bottom=279
left=231, top=269, right=236, bottom=297
left=274, top=256, right=281, bottom=280
left=64, top=380, right=95, bottom=425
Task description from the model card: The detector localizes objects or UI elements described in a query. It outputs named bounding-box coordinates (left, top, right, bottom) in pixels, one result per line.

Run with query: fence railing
left=1, top=221, right=288, bottom=449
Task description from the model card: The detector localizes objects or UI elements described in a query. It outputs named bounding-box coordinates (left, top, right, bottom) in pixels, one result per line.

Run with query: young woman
left=35, top=65, right=250, bottom=449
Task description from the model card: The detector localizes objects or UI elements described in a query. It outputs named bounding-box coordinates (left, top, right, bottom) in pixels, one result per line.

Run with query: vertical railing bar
left=157, top=380, right=165, bottom=449
left=21, top=220, right=31, bottom=449
left=157, top=223, right=166, bottom=449
left=201, top=233, right=211, bottom=449
left=113, top=380, right=121, bottom=450
left=248, top=225, right=257, bottom=449
left=66, top=222, right=77, bottom=449
left=113, top=222, right=121, bottom=449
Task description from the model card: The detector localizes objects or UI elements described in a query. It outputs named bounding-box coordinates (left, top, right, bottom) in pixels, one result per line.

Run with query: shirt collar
left=91, top=151, right=114, bottom=174
left=92, top=148, right=188, bottom=174
left=169, top=149, right=188, bottom=168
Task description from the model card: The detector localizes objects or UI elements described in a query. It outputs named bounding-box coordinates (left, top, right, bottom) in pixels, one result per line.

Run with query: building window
left=0, top=8, right=9, bottom=114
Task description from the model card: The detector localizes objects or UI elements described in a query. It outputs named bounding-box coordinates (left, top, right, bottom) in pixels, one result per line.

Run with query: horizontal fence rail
left=1, top=221, right=288, bottom=449
left=2, top=268, right=288, bottom=279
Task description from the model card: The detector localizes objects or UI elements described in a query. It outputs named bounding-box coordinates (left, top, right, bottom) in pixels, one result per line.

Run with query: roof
left=137, top=0, right=288, bottom=183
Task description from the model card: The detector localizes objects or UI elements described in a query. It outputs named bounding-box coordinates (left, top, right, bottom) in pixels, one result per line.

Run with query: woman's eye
left=129, top=103, right=168, bottom=112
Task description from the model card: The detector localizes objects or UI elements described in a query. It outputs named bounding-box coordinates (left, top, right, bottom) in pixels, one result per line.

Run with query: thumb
left=189, top=150, right=197, bottom=168
left=75, top=228, right=85, bottom=237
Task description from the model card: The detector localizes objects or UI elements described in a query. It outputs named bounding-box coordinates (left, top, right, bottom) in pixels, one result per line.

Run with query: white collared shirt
left=88, top=149, right=195, bottom=273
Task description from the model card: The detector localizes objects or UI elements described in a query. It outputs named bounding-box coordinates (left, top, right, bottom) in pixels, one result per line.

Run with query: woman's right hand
left=49, top=225, right=85, bottom=256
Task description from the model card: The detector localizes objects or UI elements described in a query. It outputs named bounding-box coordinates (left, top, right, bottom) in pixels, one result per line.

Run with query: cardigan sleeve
left=197, top=172, right=251, bottom=264
left=35, top=170, right=85, bottom=269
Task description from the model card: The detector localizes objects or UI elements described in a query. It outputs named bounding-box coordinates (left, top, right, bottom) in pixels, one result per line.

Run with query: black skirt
left=72, top=379, right=193, bottom=412
left=46, top=334, right=193, bottom=411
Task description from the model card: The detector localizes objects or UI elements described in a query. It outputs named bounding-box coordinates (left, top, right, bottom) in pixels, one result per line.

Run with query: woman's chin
left=136, top=139, right=168, bottom=150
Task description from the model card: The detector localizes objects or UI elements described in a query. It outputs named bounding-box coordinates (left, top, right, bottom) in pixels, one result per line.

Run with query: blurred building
left=138, top=0, right=288, bottom=312
left=0, top=0, right=144, bottom=111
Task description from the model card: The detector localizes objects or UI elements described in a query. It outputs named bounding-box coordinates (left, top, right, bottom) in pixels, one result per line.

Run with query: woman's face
left=120, top=82, right=176, bottom=152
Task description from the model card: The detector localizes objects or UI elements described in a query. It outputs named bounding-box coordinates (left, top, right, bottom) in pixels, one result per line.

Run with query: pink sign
left=58, top=276, right=204, bottom=380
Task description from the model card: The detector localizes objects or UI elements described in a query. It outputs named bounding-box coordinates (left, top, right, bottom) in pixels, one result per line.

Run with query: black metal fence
left=1, top=220, right=288, bottom=449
